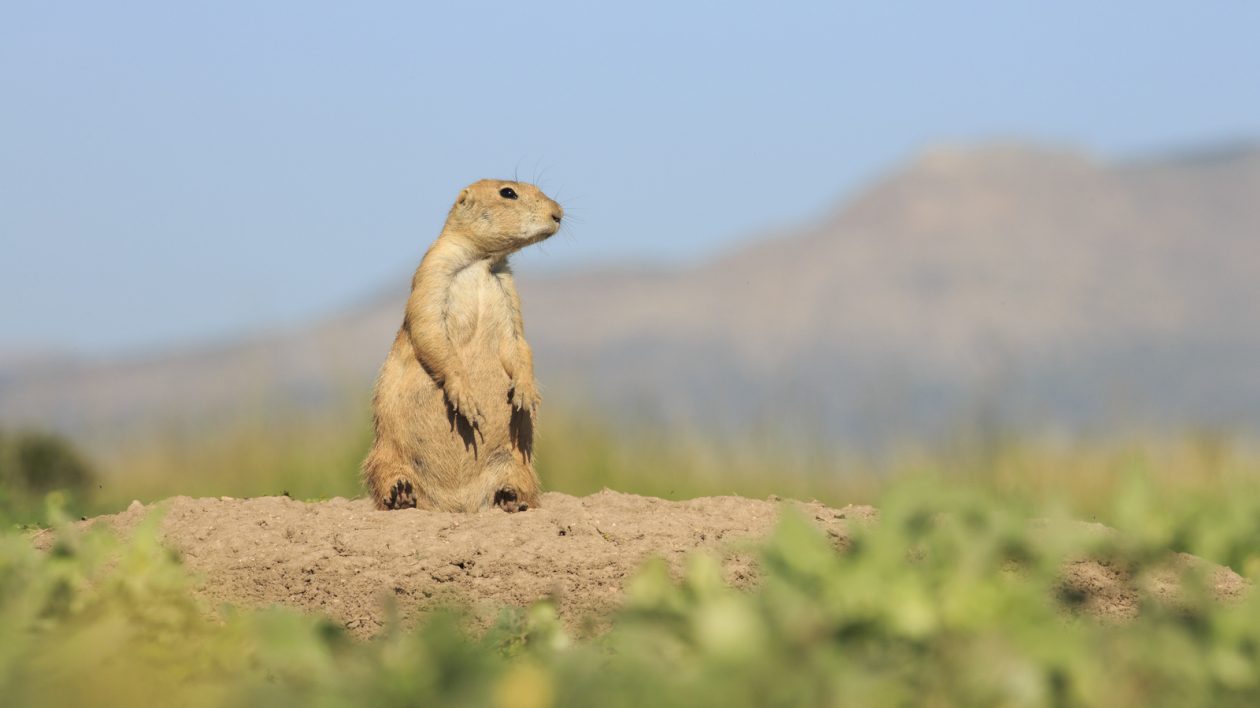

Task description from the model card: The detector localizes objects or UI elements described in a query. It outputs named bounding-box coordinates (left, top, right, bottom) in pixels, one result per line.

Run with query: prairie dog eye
left=499, top=187, right=518, bottom=200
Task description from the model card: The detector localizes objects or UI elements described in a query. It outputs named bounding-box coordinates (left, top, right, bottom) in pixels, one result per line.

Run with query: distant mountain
left=4, top=143, right=1259, bottom=446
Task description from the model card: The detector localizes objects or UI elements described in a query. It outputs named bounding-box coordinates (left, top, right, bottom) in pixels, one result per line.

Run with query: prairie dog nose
left=551, top=210, right=563, bottom=224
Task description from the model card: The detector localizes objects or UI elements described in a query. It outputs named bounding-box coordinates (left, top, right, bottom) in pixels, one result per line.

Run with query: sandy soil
left=45, top=490, right=1248, bottom=637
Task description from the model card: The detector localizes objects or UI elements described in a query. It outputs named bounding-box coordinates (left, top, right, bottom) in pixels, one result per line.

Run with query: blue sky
left=2, top=1, right=1257, bottom=355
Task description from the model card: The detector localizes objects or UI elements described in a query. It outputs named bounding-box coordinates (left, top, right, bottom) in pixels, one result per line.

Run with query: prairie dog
left=362, top=180, right=562, bottom=512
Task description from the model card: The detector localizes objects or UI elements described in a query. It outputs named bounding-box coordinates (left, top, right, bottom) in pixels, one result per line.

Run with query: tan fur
left=362, top=179, right=562, bottom=512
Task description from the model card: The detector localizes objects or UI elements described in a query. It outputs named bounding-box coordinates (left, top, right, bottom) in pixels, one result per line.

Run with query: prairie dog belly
left=446, top=264, right=515, bottom=383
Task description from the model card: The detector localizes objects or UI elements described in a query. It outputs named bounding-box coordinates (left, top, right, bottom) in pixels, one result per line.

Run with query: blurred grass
left=5, top=403, right=1260, bottom=705
left=36, top=401, right=1255, bottom=550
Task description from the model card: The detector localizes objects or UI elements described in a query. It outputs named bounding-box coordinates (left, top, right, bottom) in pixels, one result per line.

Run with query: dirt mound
left=63, top=491, right=872, bottom=635
left=47, top=491, right=1247, bottom=636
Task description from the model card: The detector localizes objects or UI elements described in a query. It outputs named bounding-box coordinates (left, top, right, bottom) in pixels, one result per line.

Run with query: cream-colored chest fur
left=446, top=260, right=516, bottom=350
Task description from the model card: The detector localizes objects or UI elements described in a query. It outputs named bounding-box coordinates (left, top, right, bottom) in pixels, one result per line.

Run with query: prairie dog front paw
left=443, top=374, right=485, bottom=429
left=510, top=376, right=541, bottom=414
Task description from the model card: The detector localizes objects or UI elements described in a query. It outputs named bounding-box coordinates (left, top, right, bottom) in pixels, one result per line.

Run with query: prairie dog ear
left=457, top=188, right=474, bottom=209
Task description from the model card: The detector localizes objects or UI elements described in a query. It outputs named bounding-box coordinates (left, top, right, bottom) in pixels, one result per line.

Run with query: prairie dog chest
left=446, top=262, right=516, bottom=344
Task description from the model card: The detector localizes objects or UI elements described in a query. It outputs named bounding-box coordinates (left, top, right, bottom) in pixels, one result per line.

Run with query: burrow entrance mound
left=44, top=490, right=1247, bottom=636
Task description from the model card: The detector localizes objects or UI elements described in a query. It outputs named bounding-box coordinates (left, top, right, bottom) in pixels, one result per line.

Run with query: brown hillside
left=3, top=144, right=1259, bottom=441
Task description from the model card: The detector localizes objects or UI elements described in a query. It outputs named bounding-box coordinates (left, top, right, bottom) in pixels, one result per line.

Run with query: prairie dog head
left=445, top=179, right=563, bottom=256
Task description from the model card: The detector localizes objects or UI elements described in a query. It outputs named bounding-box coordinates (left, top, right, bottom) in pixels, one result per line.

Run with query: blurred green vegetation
left=4, top=406, right=1260, bottom=705
left=40, top=402, right=1260, bottom=548
left=4, top=474, right=1260, bottom=707
left=0, top=428, right=98, bottom=525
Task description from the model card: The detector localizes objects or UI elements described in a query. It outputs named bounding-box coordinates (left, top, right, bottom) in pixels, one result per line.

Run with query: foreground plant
left=2, top=479, right=1259, bottom=707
